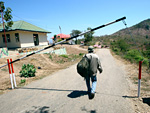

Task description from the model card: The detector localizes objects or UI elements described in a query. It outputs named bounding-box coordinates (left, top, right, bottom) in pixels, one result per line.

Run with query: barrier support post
left=138, top=61, right=142, bottom=97
left=7, top=59, right=14, bottom=89
left=10, top=59, right=17, bottom=87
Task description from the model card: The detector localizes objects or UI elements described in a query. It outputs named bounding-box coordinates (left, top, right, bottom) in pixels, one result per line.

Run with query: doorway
left=33, top=34, right=39, bottom=46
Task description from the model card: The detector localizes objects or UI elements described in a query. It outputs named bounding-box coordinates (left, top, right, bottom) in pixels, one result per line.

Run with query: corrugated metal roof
left=0, top=20, right=51, bottom=33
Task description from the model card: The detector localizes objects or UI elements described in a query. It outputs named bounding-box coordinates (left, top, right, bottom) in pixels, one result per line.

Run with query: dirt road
left=0, top=49, right=134, bottom=113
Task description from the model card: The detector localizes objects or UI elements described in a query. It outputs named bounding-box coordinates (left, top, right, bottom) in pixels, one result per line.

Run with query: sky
left=3, top=0, right=150, bottom=42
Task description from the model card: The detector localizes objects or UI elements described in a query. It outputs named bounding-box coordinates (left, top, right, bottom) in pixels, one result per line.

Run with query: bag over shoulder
left=77, top=54, right=90, bottom=78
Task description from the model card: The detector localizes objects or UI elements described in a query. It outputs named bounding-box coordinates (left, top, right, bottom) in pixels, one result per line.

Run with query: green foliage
left=70, top=30, right=81, bottom=37
left=111, top=39, right=130, bottom=53
left=93, top=19, right=150, bottom=68
left=53, top=53, right=84, bottom=64
left=20, top=79, right=26, bottom=84
left=145, top=25, right=149, bottom=30
left=143, top=50, right=150, bottom=59
left=112, top=48, right=120, bottom=55
left=146, top=35, right=149, bottom=39
left=53, top=35, right=57, bottom=42
left=0, top=1, right=13, bottom=29
left=20, top=64, right=36, bottom=78
left=70, top=30, right=81, bottom=44
left=84, top=27, right=94, bottom=45
left=59, top=54, right=69, bottom=58
left=133, top=19, right=150, bottom=31
left=57, top=59, right=64, bottom=64
left=124, top=50, right=149, bottom=65
left=57, top=39, right=62, bottom=42
left=124, top=50, right=142, bottom=62
left=49, top=54, right=53, bottom=60
left=145, top=42, right=150, bottom=50
left=79, top=53, right=84, bottom=56
left=0, top=1, right=5, bottom=12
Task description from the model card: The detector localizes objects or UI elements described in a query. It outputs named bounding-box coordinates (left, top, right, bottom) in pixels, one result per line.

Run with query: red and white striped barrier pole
left=10, top=58, right=17, bottom=87
left=7, top=59, right=14, bottom=89
left=138, top=61, right=143, bottom=97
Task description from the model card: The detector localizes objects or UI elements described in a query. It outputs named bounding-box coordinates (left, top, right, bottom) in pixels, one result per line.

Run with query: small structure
left=94, top=44, right=102, bottom=48
left=51, top=33, right=71, bottom=44
left=0, top=21, right=51, bottom=48
left=51, top=33, right=70, bottom=40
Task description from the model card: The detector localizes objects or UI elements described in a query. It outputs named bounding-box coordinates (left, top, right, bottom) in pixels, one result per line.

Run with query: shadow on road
left=67, top=90, right=87, bottom=98
left=20, top=87, right=74, bottom=92
left=142, top=97, right=150, bottom=106
left=122, top=95, right=138, bottom=98
left=20, top=87, right=87, bottom=98
left=25, top=106, right=50, bottom=113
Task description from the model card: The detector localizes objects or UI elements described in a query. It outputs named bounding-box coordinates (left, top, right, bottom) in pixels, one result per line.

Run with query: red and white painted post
left=10, top=59, right=17, bottom=87
left=138, top=61, right=143, bottom=97
left=7, top=59, right=14, bottom=89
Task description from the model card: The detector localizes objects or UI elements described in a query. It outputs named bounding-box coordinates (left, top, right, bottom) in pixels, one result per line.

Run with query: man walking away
left=85, top=46, right=103, bottom=99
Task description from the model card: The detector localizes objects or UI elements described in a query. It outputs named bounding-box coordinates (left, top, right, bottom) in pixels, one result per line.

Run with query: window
left=6, top=34, right=11, bottom=43
left=15, top=33, right=20, bottom=42
left=2, top=34, right=5, bottom=43
left=2, top=34, right=11, bottom=43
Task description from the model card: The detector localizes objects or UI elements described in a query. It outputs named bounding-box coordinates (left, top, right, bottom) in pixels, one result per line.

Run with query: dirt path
left=0, top=49, right=135, bottom=113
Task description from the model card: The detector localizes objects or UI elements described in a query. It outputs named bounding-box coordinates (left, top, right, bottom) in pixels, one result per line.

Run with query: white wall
left=19, top=31, right=35, bottom=47
left=0, top=31, right=21, bottom=48
left=38, top=32, right=49, bottom=46
left=19, top=31, right=48, bottom=47
left=0, top=30, right=49, bottom=48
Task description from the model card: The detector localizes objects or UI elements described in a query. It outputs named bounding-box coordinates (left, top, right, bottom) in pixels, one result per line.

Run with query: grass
left=141, top=88, right=150, bottom=91
left=18, top=79, right=26, bottom=87
left=20, top=79, right=26, bottom=84
left=1, top=68, right=8, bottom=72
left=59, top=54, right=69, bottom=58
left=49, top=54, right=53, bottom=60
left=47, top=53, right=84, bottom=64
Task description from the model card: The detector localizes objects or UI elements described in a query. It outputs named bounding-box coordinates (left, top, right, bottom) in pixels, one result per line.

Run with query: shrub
left=124, top=49, right=149, bottom=66
left=59, top=54, right=68, bottom=58
left=111, top=39, right=130, bottom=53
left=113, top=48, right=119, bottom=52
left=57, top=39, right=62, bottom=42
left=124, top=50, right=141, bottom=62
left=20, top=79, right=26, bottom=84
left=49, top=54, right=53, bottom=60
left=79, top=53, right=84, bottom=56
left=20, top=64, right=36, bottom=78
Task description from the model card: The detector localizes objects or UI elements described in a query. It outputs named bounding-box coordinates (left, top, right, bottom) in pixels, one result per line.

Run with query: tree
left=0, top=1, right=13, bottom=30
left=84, top=27, right=94, bottom=45
left=145, top=25, right=149, bottom=30
left=70, top=30, right=81, bottom=44
left=117, top=39, right=130, bottom=52
left=53, top=34, right=57, bottom=43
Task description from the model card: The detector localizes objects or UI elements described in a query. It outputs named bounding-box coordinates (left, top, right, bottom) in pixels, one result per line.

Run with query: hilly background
left=92, top=18, right=150, bottom=67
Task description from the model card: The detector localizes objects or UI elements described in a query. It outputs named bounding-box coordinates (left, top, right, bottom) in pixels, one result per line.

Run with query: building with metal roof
left=0, top=21, right=51, bottom=48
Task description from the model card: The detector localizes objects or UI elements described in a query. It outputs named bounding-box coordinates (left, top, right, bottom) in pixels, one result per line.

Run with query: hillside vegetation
left=94, top=18, right=150, bottom=68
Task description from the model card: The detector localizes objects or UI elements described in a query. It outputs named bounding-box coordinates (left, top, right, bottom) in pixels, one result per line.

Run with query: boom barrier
left=0, top=17, right=126, bottom=69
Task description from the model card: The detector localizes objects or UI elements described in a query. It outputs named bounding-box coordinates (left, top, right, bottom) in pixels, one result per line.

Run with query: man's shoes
left=88, top=92, right=95, bottom=100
